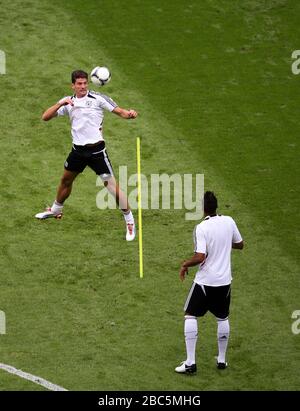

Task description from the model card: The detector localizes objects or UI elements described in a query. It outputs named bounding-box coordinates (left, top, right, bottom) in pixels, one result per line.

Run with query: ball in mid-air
left=90, top=66, right=111, bottom=86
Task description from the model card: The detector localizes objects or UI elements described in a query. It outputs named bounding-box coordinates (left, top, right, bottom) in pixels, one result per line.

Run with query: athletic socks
left=181, top=316, right=230, bottom=367
left=217, top=318, right=230, bottom=364
left=184, top=315, right=198, bottom=366
left=122, top=210, right=134, bottom=225
left=51, top=200, right=64, bottom=214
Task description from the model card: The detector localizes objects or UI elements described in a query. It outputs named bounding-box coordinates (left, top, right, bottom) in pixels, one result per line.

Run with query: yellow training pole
left=137, top=137, right=143, bottom=278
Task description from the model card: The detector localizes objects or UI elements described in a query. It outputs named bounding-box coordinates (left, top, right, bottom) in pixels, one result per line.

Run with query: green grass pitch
left=0, top=0, right=299, bottom=390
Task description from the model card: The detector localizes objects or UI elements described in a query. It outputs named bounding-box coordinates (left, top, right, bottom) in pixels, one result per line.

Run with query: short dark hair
left=71, top=70, right=88, bottom=84
left=204, top=191, right=218, bottom=214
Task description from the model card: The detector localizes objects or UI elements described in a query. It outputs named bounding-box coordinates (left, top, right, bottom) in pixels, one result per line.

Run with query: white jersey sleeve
left=97, top=93, right=118, bottom=112
left=56, top=96, right=71, bottom=117
left=194, top=225, right=206, bottom=254
left=231, top=218, right=243, bottom=243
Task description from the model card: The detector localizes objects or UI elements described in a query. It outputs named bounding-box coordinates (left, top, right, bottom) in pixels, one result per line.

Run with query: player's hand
left=128, top=109, right=138, bottom=119
left=179, top=263, right=188, bottom=281
left=59, top=97, right=74, bottom=107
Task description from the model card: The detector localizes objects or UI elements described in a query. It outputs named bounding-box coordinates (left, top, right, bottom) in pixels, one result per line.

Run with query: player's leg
left=103, top=176, right=135, bottom=241
left=182, top=314, right=198, bottom=369
left=103, top=176, right=129, bottom=210
left=35, top=147, right=85, bottom=220
left=35, top=170, right=79, bottom=219
left=56, top=169, right=79, bottom=204
left=88, top=146, right=135, bottom=241
left=216, top=317, right=230, bottom=369
left=175, top=283, right=207, bottom=374
left=207, top=284, right=231, bottom=369
left=51, top=169, right=79, bottom=213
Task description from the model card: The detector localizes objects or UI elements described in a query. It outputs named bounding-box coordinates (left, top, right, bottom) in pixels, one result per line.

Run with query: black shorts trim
left=184, top=283, right=231, bottom=319
left=64, top=142, right=114, bottom=176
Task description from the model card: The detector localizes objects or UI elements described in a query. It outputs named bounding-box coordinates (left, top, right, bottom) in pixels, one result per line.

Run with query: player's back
left=194, top=215, right=240, bottom=286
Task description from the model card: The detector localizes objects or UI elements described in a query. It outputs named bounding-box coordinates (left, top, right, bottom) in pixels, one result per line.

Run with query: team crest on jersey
left=86, top=101, right=92, bottom=107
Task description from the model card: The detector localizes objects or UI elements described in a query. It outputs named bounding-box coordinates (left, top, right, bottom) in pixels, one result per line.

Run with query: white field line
left=0, top=363, right=68, bottom=391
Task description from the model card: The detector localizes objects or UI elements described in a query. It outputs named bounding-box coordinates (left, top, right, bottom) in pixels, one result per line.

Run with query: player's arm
left=112, top=107, right=138, bottom=119
left=179, top=253, right=206, bottom=281
left=231, top=219, right=243, bottom=250
left=41, top=97, right=73, bottom=121
left=232, top=240, right=244, bottom=250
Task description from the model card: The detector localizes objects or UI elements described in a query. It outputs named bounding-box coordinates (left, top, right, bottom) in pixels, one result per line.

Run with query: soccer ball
left=90, top=66, right=111, bottom=86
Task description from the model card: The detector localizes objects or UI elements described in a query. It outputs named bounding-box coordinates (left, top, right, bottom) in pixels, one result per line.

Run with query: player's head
left=71, top=70, right=88, bottom=84
left=203, top=191, right=218, bottom=215
left=71, top=70, right=88, bottom=97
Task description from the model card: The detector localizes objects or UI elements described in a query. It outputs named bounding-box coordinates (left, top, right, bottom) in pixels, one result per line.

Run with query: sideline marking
left=0, top=363, right=68, bottom=391
left=137, top=137, right=144, bottom=278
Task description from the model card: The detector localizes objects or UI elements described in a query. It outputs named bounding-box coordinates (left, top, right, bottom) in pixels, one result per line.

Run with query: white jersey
left=193, top=215, right=243, bottom=286
left=56, top=90, right=118, bottom=145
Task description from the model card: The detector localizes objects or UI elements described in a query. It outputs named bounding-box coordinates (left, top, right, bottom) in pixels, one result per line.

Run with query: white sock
left=123, top=210, right=134, bottom=224
left=184, top=315, right=198, bottom=365
left=217, top=318, right=230, bottom=363
left=51, top=200, right=63, bottom=214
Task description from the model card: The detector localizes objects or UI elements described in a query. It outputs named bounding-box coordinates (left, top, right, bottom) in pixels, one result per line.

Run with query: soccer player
left=35, top=70, right=137, bottom=241
left=175, top=191, right=244, bottom=374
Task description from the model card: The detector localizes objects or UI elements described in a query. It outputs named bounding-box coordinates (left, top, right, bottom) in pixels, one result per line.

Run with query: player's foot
left=35, top=207, right=63, bottom=220
left=126, top=223, right=135, bottom=241
left=175, top=361, right=197, bottom=374
left=217, top=361, right=228, bottom=370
